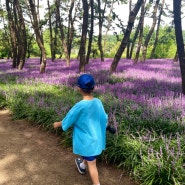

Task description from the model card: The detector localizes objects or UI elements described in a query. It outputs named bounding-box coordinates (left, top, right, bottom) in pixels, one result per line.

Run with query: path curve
left=0, top=110, right=137, bottom=185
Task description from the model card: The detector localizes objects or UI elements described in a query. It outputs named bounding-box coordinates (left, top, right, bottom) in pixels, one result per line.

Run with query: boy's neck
left=82, top=94, right=93, bottom=100
left=79, top=88, right=94, bottom=100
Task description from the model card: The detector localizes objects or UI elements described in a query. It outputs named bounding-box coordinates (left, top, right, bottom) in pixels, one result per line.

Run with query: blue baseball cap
left=77, top=74, right=95, bottom=91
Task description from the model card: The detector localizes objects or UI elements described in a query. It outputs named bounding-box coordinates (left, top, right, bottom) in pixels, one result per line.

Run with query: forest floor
left=0, top=109, right=138, bottom=185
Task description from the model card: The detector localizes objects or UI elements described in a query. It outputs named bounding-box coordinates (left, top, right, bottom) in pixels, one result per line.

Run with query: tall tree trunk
left=27, top=33, right=34, bottom=59
left=173, top=0, right=185, bottom=94
left=13, top=1, right=19, bottom=64
left=150, top=0, right=165, bottom=59
left=126, top=42, right=130, bottom=59
left=86, top=0, right=94, bottom=64
left=47, top=0, right=55, bottom=61
left=134, top=0, right=146, bottom=63
left=126, top=0, right=132, bottom=59
left=97, top=0, right=105, bottom=62
left=110, top=0, right=144, bottom=73
left=141, top=0, right=160, bottom=62
left=15, top=0, right=27, bottom=70
left=54, top=12, right=59, bottom=58
left=55, top=0, right=70, bottom=66
left=28, top=0, right=47, bottom=73
left=79, top=0, right=88, bottom=72
left=6, top=0, right=17, bottom=68
left=129, top=0, right=146, bottom=59
left=67, top=0, right=75, bottom=59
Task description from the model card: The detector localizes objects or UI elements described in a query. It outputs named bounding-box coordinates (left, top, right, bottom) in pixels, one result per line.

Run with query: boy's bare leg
left=86, top=159, right=100, bottom=185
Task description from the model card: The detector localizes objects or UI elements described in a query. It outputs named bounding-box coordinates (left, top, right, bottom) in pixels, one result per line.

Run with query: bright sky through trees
left=0, top=0, right=184, bottom=31
left=114, top=0, right=185, bottom=31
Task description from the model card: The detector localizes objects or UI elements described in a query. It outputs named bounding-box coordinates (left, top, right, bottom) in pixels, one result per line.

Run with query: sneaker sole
left=75, top=159, right=86, bottom=175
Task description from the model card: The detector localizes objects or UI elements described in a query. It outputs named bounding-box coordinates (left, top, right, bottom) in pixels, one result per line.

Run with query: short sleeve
left=62, top=103, right=81, bottom=131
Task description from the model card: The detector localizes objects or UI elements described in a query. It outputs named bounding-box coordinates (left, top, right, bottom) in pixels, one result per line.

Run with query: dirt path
left=0, top=110, right=137, bottom=185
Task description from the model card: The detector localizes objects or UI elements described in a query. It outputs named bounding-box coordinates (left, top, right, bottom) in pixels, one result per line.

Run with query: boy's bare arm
left=53, top=122, right=62, bottom=129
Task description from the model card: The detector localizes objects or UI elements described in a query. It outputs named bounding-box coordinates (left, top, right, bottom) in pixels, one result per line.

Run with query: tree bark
left=173, top=0, right=185, bottom=94
left=173, top=50, right=178, bottom=62
left=67, top=0, right=79, bottom=58
left=134, top=0, right=146, bottom=63
left=28, top=0, right=47, bottom=73
left=126, top=0, right=132, bottom=59
left=55, top=0, right=70, bottom=66
left=129, top=0, right=146, bottom=60
left=14, top=0, right=27, bottom=70
left=79, top=0, right=88, bottom=72
left=97, top=0, right=105, bottom=62
left=67, top=0, right=75, bottom=59
left=110, top=0, right=144, bottom=73
left=47, top=0, right=55, bottom=61
left=150, top=0, right=165, bottom=59
left=86, top=0, right=94, bottom=64
left=6, top=0, right=17, bottom=68
left=141, top=0, right=160, bottom=62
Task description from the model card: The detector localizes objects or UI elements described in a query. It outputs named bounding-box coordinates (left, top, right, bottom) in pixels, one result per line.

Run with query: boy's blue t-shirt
left=62, top=98, right=108, bottom=156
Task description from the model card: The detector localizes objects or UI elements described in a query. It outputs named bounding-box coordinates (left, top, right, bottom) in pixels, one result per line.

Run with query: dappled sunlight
left=0, top=151, right=48, bottom=185
left=21, top=147, right=31, bottom=154
left=24, top=131, right=33, bottom=138
left=0, top=110, right=9, bottom=115
left=0, top=125, right=6, bottom=132
left=0, top=154, right=18, bottom=184
left=0, top=154, right=17, bottom=169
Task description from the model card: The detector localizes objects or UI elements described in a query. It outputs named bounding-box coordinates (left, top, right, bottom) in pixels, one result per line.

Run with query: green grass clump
left=1, top=75, right=185, bottom=185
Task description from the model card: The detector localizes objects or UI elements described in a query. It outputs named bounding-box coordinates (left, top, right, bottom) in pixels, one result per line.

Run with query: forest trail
left=0, top=110, right=138, bottom=185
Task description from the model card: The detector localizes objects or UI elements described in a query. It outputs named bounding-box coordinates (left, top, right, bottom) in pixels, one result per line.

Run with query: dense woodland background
left=0, top=0, right=185, bottom=80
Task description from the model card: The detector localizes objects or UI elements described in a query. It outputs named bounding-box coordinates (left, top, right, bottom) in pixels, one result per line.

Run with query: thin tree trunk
left=27, top=33, right=34, bottom=58
left=173, top=0, right=185, bottom=94
left=134, top=0, right=146, bottom=63
left=54, top=12, right=58, bottom=58
left=126, top=0, right=132, bottom=59
left=28, top=0, right=47, bottom=73
left=79, top=0, right=88, bottom=72
left=86, top=0, right=94, bottom=64
left=47, top=0, right=55, bottom=61
left=173, top=50, right=178, bottom=62
left=67, top=0, right=79, bottom=58
left=129, top=0, right=146, bottom=59
left=55, top=0, right=70, bottom=66
left=97, top=0, right=105, bottom=62
left=141, top=0, right=160, bottom=62
left=110, top=0, right=144, bottom=73
left=67, top=0, right=75, bottom=59
left=150, top=0, right=165, bottom=59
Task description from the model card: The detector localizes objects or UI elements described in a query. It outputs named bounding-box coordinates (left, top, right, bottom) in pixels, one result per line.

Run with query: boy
left=53, top=74, right=108, bottom=185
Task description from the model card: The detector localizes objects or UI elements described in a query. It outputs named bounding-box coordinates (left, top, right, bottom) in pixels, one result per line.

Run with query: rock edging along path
left=0, top=110, right=137, bottom=185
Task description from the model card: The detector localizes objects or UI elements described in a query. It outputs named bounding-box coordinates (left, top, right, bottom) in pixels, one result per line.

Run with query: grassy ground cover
left=0, top=58, right=185, bottom=185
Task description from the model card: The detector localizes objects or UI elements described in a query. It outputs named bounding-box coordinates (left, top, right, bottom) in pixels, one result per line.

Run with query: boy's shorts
left=82, top=156, right=97, bottom=161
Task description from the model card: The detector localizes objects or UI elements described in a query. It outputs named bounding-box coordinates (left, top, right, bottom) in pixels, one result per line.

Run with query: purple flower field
left=0, top=58, right=184, bottom=125
left=1, top=58, right=185, bottom=184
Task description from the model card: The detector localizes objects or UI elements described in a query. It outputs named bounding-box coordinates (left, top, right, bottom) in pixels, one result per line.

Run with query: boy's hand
left=53, top=122, right=62, bottom=129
